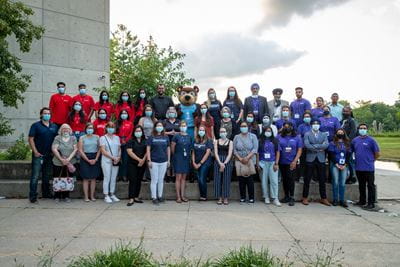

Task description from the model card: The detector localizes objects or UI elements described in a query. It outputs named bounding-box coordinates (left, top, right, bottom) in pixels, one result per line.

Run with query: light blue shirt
left=328, top=103, right=343, bottom=121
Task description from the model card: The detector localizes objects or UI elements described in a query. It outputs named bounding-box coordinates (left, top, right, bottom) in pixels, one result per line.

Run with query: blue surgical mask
left=201, top=108, right=208, bottom=114
left=74, top=104, right=82, bottom=111
left=79, top=88, right=86, bottom=95
left=121, top=96, right=129, bottom=102
left=209, top=93, right=216, bottom=99
left=180, top=126, right=187, bottom=133
left=312, top=124, right=320, bottom=131
left=102, top=95, right=108, bottom=101
left=99, top=113, right=107, bottom=120
left=63, top=132, right=70, bottom=137
left=145, top=111, right=152, bottom=117
left=57, top=87, right=65, bottom=94
left=140, top=93, right=146, bottom=99
left=359, top=129, right=367, bottom=136
left=246, top=117, right=254, bottom=123
left=134, top=131, right=143, bottom=138
left=282, top=111, right=289, bottom=117
left=222, top=112, right=230, bottom=118
left=264, top=131, right=272, bottom=137
left=240, top=127, right=248, bottom=134
left=198, top=130, right=206, bottom=137
left=168, top=112, right=176, bottom=118
left=86, top=128, right=94, bottom=135
left=120, top=114, right=128, bottom=120
left=262, top=118, right=270, bottom=125
left=106, top=128, right=115, bottom=134
left=155, top=126, right=164, bottom=133
left=220, top=133, right=227, bottom=139
left=228, top=91, right=235, bottom=97
left=42, top=114, right=51, bottom=121
left=303, top=117, right=311, bottom=124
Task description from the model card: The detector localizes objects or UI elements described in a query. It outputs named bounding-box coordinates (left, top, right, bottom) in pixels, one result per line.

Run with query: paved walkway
left=0, top=198, right=400, bottom=266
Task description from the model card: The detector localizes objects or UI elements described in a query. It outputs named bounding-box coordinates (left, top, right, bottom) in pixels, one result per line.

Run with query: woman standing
left=257, top=126, right=281, bottom=206
left=171, top=121, right=193, bottom=203
left=93, top=108, right=108, bottom=136
left=94, top=90, right=114, bottom=120
left=311, top=97, right=324, bottom=119
left=164, top=106, right=180, bottom=182
left=78, top=123, right=101, bottom=202
left=220, top=107, right=233, bottom=140
left=147, top=121, right=171, bottom=205
left=205, top=88, right=222, bottom=138
left=126, top=126, right=147, bottom=206
left=116, top=109, right=134, bottom=181
left=115, top=91, right=135, bottom=122
left=194, top=103, right=214, bottom=140
left=233, top=121, right=258, bottom=203
left=275, top=106, right=297, bottom=132
left=223, top=86, right=244, bottom=127
left=328, top=129, right=352, bottom=207
left=278, top=121, right=303, bottom=206
left=68, top=100, right=87, bottom=140
left=192, top=125, right=213, bottom=201
left=214, top=127, right=234, bottom=205
left=245, top=112, right=259, bottom=137
left=52, top=124, right=78, bottom=202
left=134, top=88, right=148, bottom=124
left=320, top=105, right=340, bottom=142
left=138, top=104, right=156, bottom=139
left=341, top=106, right=357, bottom=184
left=99, top=122, right=121, bottom=203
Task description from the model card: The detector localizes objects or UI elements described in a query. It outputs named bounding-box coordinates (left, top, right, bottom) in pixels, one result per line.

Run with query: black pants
left=238, top=175, right=254, bottom=200
left=297, top=148, right=307, bottom=180
left=303, top=159, right=326, bottom=199
left=356, top=171, right=375, bottom=205
left=127, top=163, right=145, bottom=199
left=279, top=164, right=296, bottom=198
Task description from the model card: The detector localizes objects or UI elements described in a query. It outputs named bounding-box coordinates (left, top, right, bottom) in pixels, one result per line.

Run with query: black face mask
left=337, top=134, right=345, bottom=139
left=282, top=127, right=292, bottom=134
left=323, top=110, right=330, bottom=116
left=343, top=113, right=350, bottom=118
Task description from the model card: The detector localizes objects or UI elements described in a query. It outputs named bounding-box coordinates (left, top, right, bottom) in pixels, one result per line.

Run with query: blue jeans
left=331, top=165, right=347, bottom=201
left=259, top=161, right=279, bottom=199
left=197, top=162, right=211, bottom=198
left=29, top=154, right=53, bottom=200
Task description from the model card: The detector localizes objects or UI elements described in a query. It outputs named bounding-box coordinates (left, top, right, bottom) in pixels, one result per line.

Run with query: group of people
left=28, top=82, right=380, bottom=209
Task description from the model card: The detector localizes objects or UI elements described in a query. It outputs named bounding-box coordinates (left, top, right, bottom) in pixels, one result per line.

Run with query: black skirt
left=79, top=152, right=101, bottom=179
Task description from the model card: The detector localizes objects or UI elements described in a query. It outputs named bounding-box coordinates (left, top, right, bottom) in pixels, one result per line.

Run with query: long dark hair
left=225, top=86, right=243, bottom=106
left=195, top=124, right=209, bottom=144
left=68, top=101, right=85, bottom=124
left=197, top=103, right=212, bottom=124
left=116, top=109, right=130, bottom=133
left=333, top=128, right=350, bottom=150
left=260, top=126, right=279, bottom=148
left=246, top=111, right=258, bottom=129
left=134, top=88, right=148, bottom=109
left=132, top=125, right=146, bottom=142
left=280, top=121, right=297, bottom=137
left=117, top=91, right=132, bottom=106
left=152, top=120, right=165, bottom=136
left=99, top=90, right=110, bottom=105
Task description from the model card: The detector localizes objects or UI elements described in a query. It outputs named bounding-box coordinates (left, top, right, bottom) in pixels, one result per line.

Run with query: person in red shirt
left=94, top=90, right=114, bottom=120
left=49, top=82, right=72, bottom=127
left=134, top=88, right=148, bottom=124
left=194, top=103, right=215, bottom=140
left=68, top=100, right=88, bottom=140
left=115, top=91, right=135, bottom=123
left=116, top=109, right=134, bottom=181
left=70, top=84, right=95, bottom=121
left=93, top=108, right=108, bottom=136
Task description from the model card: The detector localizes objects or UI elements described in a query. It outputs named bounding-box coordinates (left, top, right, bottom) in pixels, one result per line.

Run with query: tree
left=0, top=0, right=44, bottom=136
left=107, top=24, right=194, bottom=101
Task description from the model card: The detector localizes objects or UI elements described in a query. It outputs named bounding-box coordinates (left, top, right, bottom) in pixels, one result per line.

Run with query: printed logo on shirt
left=153, top=138, right=167, bottom=143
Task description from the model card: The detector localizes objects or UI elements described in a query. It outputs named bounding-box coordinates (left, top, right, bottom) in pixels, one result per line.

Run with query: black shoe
left=280, top=196, right=290, bottom=203
left=363, top=204, right=375, bottom=210
left=249, top=199, right=254, bottom=204
left=355, top=201, right=366, bottom=206
left=289, top=198, right=295, bottom=206
left=340, top=201, right=348, bottom=208
left=332, top=200, right=338, bottom=206
left=29, top=198, right=37, bottom=203
left=152, top=198, right=159, bottom=205
left=42, top=194, right=53, bottom=199
left=126, top=201, right=134, bottom=206
left=240, top=199, right=246, bottom=203
left=134, top=199, right=143, bottom=203
left=158, top=197, right=165, bottom=203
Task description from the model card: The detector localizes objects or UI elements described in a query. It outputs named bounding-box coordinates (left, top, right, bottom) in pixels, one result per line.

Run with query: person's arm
left=262, top=97, right=269, bottom=117
left=213, top=140, right=223, bottom=165
left=167, top=146, right=171, bottom=166
left=225, top=140, right=234, bottom=163
left=303, top=133, right=316, bottom=151
left=67, top=143, right=78, bottom=162
left=78, top=137, right=90, bottom=163
left=349, top=119, right=357, bottom=139
left=232, top=136, right=241, bottom=160
left=28, top=137, right=42, bottom=157
left=146, top=145, right=152, bottom=169
left=210, top=126, right=215, bottom=140
left=290, top=147, right=302, bottom=170
left=320, top=134, right=329, bottom=150
left=52, top=143, right=66, bottom=165
left=171, top=141, right=176, bottom=155
left=245, top=134, right=258, bottom=162
left=99, top=143, right=114, bottom=160
left=200, top=148, right=211, bottom=165
left=191, top=150, right=197, bottom=168
left=237, top=107, right=244, bottom=123
left=126, top=144, right=142, bottom=162
left=243, top=98, right=249, bottom=119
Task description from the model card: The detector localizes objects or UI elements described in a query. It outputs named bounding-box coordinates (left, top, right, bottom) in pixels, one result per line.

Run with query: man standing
left=351, top=124, right=380, bottom=209
left=28, top=107, right=58, bottom=203
left=70, top=83, right=95, bottom=120
left=243, top=83, right=268, bottom=123
left=267, top=88, right=289, bottom=122
left=329, top=93, right=344, bottom=121
left=48, top=82, right=72, bottom=127
left=290, top=87, right=311, bottom=127
left=150, top=84, right=174, bottom=120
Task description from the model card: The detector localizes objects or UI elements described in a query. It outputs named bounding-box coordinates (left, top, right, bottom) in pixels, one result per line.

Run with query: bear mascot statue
left=175, top=85, right=200, bottom=139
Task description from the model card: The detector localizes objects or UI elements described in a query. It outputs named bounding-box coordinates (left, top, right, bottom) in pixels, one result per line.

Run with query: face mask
left=121, top=96, right=129, bottom=102
left=263, top=118, right=270, bottom=125
left=246, top=117, right=254, bottom=123
left=337, top=134, right=345, bottom=139
left=282, top=111, right=289, bottom=117
left=198, top=130, right=206, bottom=137
left=168, top=112, right=176, bottom=118
left=209, top=93, right=215, bottom=99
left=79, top=88, right=86, bottom=95
left=156, top=126, right=164, bottom=133
left=228, top=91, right=235, bottom=97
left=312, top=124, right=320, bottom=131
left=102, top=95, right=108, bottom=101
left=323, top=110, right=330, bottom=116
left=240, top=127, right=248, bottom=134
left=222, top=112, right=230, bottom=118
left=120, top=114, right=128, bottom=120
left=57, top=87, right=65, bottom=94
left=145, top=111, right=152, bottom=117
left=303, top=117, right=311, bottom=124
left=134, top=131, right=143, bottom=138
left=283, top=127, right=292, bottom=134
left=74, top=104, right=82, bottom=111
left=106, top=128, right=115, bottom=134
left=220, top=133, right=227, bottom=139
left=99, top=113, right=107, bottom=120
left=140, top=93, right=146, bottom=99
left=180, top=127, right=187, bottom=133
left=264, top=131, right=272, bottom=137
left=86, top=128, right=94, bottom=135
left=201, top=108, right=208, bottom=114
left=359, top=129, right=367, bottom=136
left=273, top=116, right=279, bottom=122
left=62, top=132, right=70, bottom=137
left=343, top=113, right=350, bottom=118
left=42, top=114, right=51, bottom=121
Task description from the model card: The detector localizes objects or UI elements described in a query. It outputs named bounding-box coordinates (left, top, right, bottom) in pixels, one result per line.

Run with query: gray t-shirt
left=52, top=135, right=77, bottom=166
left=81, top=134, right=99, bottom=153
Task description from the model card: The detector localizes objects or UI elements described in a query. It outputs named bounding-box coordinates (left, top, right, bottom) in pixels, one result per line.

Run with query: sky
left=110, top=0, right=400, bottom=106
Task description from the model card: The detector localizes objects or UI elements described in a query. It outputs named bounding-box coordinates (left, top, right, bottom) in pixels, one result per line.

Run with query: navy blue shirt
left=147, top=135, right=170, bottom=163
left=172, top=134, right=193, bottom=159
left=208, top=100, right=222, bottom=125
left=193, top=140, right=213, bottom=164
left=223, top=99, right=243, bottom=121
left=328, top=141, right=352, bottom=165
left=28, top=121, right=58, bottom=156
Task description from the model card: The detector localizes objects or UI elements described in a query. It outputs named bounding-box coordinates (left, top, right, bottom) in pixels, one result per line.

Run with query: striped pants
left=214, top=155, right=233, bottom=198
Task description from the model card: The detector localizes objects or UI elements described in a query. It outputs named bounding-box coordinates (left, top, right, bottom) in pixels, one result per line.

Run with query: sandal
left=182, top=198, right=189, bottom=202
left=84, top=199, right=90, bottom=202
left=176, top=199, right=182, bottom=203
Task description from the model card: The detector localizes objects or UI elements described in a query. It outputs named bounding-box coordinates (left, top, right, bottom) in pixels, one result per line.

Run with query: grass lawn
left=375, top=136, right=400, bottom=161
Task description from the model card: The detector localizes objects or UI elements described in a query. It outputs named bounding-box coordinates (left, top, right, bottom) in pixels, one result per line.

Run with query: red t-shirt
left=94, top=101, right=114, bottom=120
left=195, top=116, right=214, bottom=139
left=93, top=119, right=107, bottom=136
left=117, top=120, right=134, bottom=144
left=135, top=99, right=146, bottom=119
left=115, top=103, right=135, bottom=122
left=68, top=113, right=87, bottom=132
left=70, top=94, right=95, bottom=120
left=49, top=93, right=72, bottom=125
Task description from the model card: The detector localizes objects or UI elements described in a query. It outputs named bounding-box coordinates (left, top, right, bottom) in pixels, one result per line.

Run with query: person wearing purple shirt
left=277, top=121, right=303, bottom=206
left=275, top=105, right=297, bottom=132
left=289, top=87, right=312, bottom=127
left=311, top=96, right=324, bottom=119
left=319, top=105, right=340, bottom=142
left=351, top=124, right=380, bottom=209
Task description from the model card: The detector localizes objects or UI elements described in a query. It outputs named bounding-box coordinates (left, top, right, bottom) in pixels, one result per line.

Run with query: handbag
left=105, top=136, right=120, bottom=166
left=53, top=167, right=74, bottom=192
left=234, top=135, right=256, bottom=177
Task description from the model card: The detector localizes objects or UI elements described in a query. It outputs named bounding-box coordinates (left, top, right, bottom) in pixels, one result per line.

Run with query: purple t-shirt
left=290, top=98, right=312, bottom=126
left=320, top=116, right=340, bottom=142
left=351, top=136, right=380, bottom=171
left=275, top=118, right=298, bottom=131
left=328, top=141, right=352, bottom=165
left=297, top=123, right=311, bottom=138
left=278, top=134, right=303, bottom=164
left=311, top=108, right=324, bottom=119
left=258, top=139, right=280, bottom=162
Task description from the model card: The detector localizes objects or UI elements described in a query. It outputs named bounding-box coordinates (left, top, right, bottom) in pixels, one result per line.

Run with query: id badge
left=339, top=158, right=345, bottom=165
left=294, top=113, right=300, bottom=119
left=183, top=148, right=187, bottom=157
left=264, top=153, right=271, bottom=159
left=285, top=146, right=292, bottom=153
left=326, top=132, right=329, bottom=136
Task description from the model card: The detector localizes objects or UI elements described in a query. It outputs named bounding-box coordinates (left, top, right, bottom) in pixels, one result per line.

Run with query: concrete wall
left=0, top=0, right=110, bottom=146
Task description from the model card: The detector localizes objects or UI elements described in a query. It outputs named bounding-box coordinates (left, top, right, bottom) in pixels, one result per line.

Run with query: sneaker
left=264, top=198, right=270, bottom=204
left=340, top=201, right=348, bottom=208
left=158, top=197, right=165, bottom=203
left=273, top=199, right=282, bottom=207
left=104, top=196, right=112, bottom=204
left=249, top=199, right=255, bottom=204
left=110, top=195, right=120, bottom=202
left=363, top=204, right=375, bottom=210
left=281, top=196, right=290, bottom=203
left=65, top=198, right=71, bottom=203
left=332, top=200, right=338, bottom=206
left=239, top=199, right=246, bottom=203
left=289, top=198, right=295, bottom=206
left=152, top=198, right=159, bottom=205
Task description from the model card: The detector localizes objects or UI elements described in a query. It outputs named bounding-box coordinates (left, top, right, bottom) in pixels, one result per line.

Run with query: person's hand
left=219, top=162, right=225, bottom=170
left=89, top=159, right=96, bottom=165
left=61, top=158, right=69, bottom=166
left=148, top=161, right=152, bottom=169
left=290, top=161, right=297, bottom=170
left=34, top=151, right=43, bottom=158
left=193, top=163, right=199, bottom=170
left=256, top=165, right=261, bottom=172
left=167, top=161, right=170, bottom=168
left=138, top=158, right=144, bottom=167
left=236, top=119, right=240, bottom=124
left=273, top=164, right=279, bottom=172
left=242, top=157, right=249, bottom=164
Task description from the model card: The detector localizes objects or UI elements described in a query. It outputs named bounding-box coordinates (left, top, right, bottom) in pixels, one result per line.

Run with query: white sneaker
left=273, top=199, right=282, bottom=207
left=264, top=198, right=270, bottom=204
left=110, top=195, right=120, bottom=202
left=104, top=196, right=112, bottom=203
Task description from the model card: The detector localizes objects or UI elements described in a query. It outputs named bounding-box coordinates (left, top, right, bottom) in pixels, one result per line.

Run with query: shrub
left=4, top=134, right=31, bottom=160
